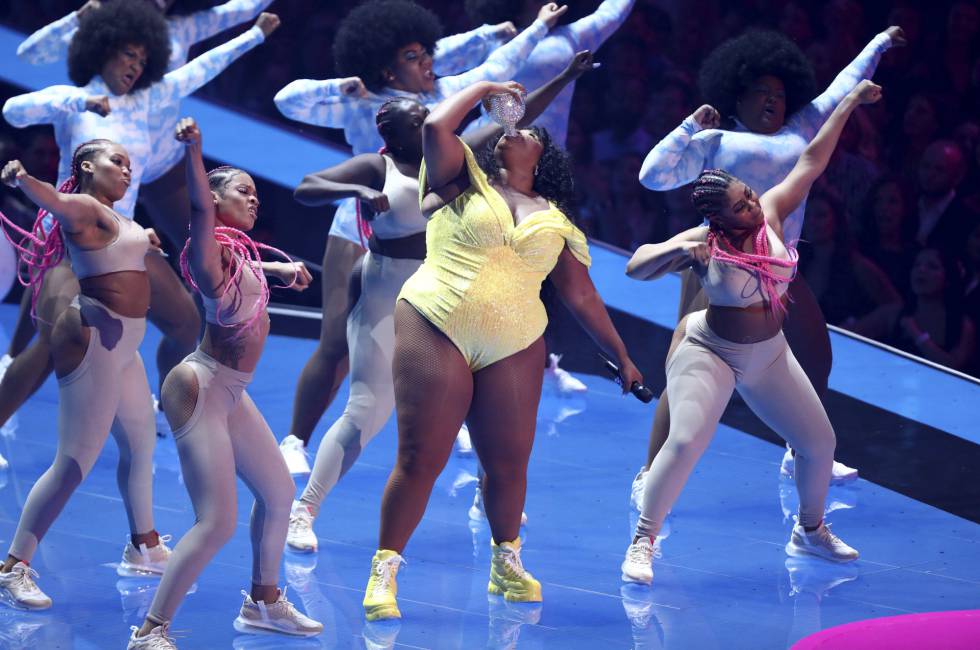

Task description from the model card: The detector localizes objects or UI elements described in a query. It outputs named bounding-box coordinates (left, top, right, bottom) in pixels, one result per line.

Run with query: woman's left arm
left=169, top=0, right=273, bottom=48
left=904, top=315, right=976, bottom=370
left=548, top=247, right=643, bottom=392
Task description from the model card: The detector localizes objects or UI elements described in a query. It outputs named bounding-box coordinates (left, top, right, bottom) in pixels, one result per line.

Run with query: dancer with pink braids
left=127, top=117, right=320, bottom=649
left=619, top=79, right=883, bottom=585
left=0, top=139, right=170, bottom=609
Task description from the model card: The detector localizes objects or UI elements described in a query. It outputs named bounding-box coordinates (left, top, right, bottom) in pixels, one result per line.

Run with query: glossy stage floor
left=0, top=246, right=978, bottom=650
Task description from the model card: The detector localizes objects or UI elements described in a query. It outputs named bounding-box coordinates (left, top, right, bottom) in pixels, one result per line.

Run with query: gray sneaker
left=127, top=623, right=178, bottom=649
left=233, top=588, right=323, bottom=637
left=0, top=562, right=51, bottom=610
left=785, top=523, right=858, bottom=562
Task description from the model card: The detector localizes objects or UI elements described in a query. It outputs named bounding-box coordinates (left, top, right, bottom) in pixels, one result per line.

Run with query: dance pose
left=0, top=140, right=169, bottom=609
left=286, top=53, right=597, bottom=553
left=621, top=79, right=883, bottom=585
left=1, top=2, right=279, bottom=439
left=273, top=0, right=568, bottom=475
left=128, top=118, right=319, bottom=649
left=631, top=26, right=905, bottom=503
left=361, top=77, right=643, bottom=620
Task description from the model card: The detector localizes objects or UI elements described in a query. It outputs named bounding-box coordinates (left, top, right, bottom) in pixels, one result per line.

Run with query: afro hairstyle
left=68, top=0, right=172, bottom=91
left=476, top=127, right=577, bottom=220
left=333, top=0, right=444, bottom=93
left=698, top=29, right=817, bottom=123
left=464, top=0, right=524, bottom=25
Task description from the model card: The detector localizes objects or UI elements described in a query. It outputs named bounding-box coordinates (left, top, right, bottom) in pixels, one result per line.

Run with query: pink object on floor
left=793, top=610, right=980, bottom=649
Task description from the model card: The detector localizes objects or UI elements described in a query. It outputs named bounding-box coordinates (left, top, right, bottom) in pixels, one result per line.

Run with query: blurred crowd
left=1, top=0, right=978, bottom=375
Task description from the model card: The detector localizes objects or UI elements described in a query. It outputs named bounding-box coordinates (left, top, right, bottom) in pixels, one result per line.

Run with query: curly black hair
left=333, top=0, right=443, bottom=92
left=68, top=0, right=171, bottom=91
left=698, top=29, right=817, bottom=124
left=464, top=0, right=523, bottom=25
left=476, top=127, right=576, bottom=219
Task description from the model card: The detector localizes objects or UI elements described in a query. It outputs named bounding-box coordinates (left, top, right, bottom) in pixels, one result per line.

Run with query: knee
left=202, top=510, right=238, bottom=547
left=481, top=459, right=528, bottom=485
left=665, top=434, right=708, bottom=466
left=795, top=428, right=836, bottom=462
left=395, top=446, right=443, bottom=482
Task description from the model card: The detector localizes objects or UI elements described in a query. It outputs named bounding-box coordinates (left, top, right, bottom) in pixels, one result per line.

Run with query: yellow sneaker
left=363, top=550, right=405, bottom=621
left=488, top=538, right=541, bottom=602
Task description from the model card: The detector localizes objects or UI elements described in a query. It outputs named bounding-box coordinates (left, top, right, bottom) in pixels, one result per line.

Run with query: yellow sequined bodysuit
left=398, top=139, right=591, bottom=371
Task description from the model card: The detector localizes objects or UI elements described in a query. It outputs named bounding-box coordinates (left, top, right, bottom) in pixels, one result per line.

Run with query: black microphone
left=601, top=356, right=654, bottom=403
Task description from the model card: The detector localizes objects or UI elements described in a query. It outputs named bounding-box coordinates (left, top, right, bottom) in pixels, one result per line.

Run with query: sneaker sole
left=0, top=589, right=52, bottom=611
left=117, top=563, right=166, bottom=578
left=784, top=542, right=859, bottom=563
left=488, top=581, right=543, bottom=602
left=233, top=615, right=322, bottom=637
left=830, top=473, right=859, bottom=484
left=285, top=539, right=318, bottom=553
left=363, top=604, right=401, bottom=621
left=620, top=571, right=653, bottom=585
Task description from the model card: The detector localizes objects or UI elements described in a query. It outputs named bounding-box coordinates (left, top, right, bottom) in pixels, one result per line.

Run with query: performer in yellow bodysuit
left=362, top=75, right=645, bottom=621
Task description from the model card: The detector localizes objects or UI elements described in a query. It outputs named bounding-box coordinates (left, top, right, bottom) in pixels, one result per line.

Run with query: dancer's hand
left=616, top=356, right=644, bottom=396
left=537, top=3, right=568, bottom=29
left=481, top=80, right=525, bottom=101
left=273, top=261, right=313, bottom=291
left=339, top=77, right=368, bottom=98
left=85, top=95, right=110, bottom=117
left=680, top=240, right=711, bottom=266
left=851, top=80, right=882, bottom=105
left=1, top=160, right=26, bottom=188
left=77, top=0, right=101, bottom=18
left=885, top=26, right=906, bottom=47
left=691, top=105, right=720, bottom=129
left=561, top=51, right=599, bottom=81
left=358, top=187, right=390, bottom=217
left=491, top=21, right=517, bottom=40
left=144, top=228, right=164, bottom=254
left=175, top=117, right=202, bottom=147
left=255, top=12, right=280, bottom=37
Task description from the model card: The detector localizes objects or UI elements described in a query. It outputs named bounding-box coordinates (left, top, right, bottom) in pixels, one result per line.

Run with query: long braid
left=0, top=139, right=110, bottom=321
left=178, top=166, right=298, bottom=335
left=691, top=169, right=798, bottom=316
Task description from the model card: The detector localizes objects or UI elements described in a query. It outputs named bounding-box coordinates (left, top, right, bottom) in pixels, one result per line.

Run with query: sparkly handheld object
left=601, top=355, right=654, bottom=403
left=486, top=92, right=526, bottom=136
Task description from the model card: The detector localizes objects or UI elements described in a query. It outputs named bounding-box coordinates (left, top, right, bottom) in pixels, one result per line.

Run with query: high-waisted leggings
left=147, top=348, right=293, bottom=624
left=636, top=310, right=835, bottom=539
left=301, top=252, right=421, bottom=515
left=9, top=294, right=156, bottom=561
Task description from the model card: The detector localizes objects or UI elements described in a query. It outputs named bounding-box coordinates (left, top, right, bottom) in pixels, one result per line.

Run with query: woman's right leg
left=285, top=235, right=365, bottom=448
left=7, top=288, right=36, bottom=358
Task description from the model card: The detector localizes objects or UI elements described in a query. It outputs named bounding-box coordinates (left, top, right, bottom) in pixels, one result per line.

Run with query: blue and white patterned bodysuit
left=274, top=20, right=551, bottom=244
left=4, top=26, right=267, bottom=219
left=639, top=32, right=892, bottom=245
left=15, top=0, right=273, bottom=182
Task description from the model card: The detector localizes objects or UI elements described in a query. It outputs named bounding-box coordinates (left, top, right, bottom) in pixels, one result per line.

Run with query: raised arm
left=15, top=7, right=84, bottom=65
left=792, top=27, right=902, bottom=136
left=1, top=159, right=101, bottom=234
left=174, top=118, right=223, bottom=294
left=2, top=85, right=92, bottom=128
left=566, top=0, right=635, bottom=52
left=432, top=23, right=513, bottom=77
left=273, top=77, right=377, bottom=128
left=423, top=80, right=521, bottom=189
left=626, top=226, right=709, bottom=281
left=639, top=105, right=721, bottom=191
left=294, top=154, right=387, bottom=211
left=149, top=14, right=276, bottom=107
left=463, top=50, right=597, bottom=150
left=168, top=0, right=274, bottom=48
left=761, top=80, right=882, bottom=226
left=433, top=3, right=567, bottom=96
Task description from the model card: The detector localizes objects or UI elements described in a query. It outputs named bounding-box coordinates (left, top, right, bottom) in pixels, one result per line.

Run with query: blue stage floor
left=0, top=299, right=978, bottom=650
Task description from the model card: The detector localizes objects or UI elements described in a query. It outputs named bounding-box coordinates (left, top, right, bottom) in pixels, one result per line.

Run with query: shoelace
left=9, top=565, right=41, bottom=593
left=814, top=523, right=844, bottom=547
left=499, top=546, right=527, bottom=578
left=628, top=540, right=662, bottom=563
left=372, top=556, right=405, bottom=596
left=289, top=510, right=313, bottom=531
left=129, top=623, right=183, bottom=648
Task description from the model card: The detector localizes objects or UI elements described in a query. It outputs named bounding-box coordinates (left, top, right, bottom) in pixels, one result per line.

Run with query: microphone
left=601, top=355, right=654, bottom=403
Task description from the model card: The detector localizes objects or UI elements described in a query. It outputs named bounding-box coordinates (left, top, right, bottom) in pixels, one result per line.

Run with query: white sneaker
left=118, top=535, right=173, bottom=576
left=127, top=623, right=178, bottom=649
left=780, top=447, right=858, bottom=483
left=233, top=588, right=323, bottom=637
left=785, top=522, right=858, bottom=562
left=545, top=353, right=587, bottom=395
left=621, top=537, right=659, bottom=585
left=279, top=435, right=311, bottom=476
left=469, top=486, right=528, bottom=526
left=153, top=396, right=172, bottom=438
left=629, top=468, right=646, bottom=512
left=0, top=562, right=52, bottom=610
left=454, top=423, right=473, bottom=457
left=286, top=501, right=318, bottom=553
left=0, top=354, right=12, bottom=383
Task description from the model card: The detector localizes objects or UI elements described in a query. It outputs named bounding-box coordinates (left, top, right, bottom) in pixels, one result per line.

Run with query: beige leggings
left=636, top=310, right=835, bottom=538
left=148, top=349, right=293, bottom=624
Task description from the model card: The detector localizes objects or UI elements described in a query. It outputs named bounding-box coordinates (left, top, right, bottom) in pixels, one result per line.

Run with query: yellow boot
left=488, top=538, right=542, bottom=602
left=363, top=549, right=404, bottom=621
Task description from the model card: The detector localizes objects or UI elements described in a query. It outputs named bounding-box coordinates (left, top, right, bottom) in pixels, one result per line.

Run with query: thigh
left=173, top=398, right=238, bottom=523
left=227, top=391, right=292, bottom=496
left=111, top=352, right=155, bottom=446
left=319, top=235, right=366, bottom=348
left=782, top=274, right=831, bottom=391
left=36, top=260, right=80, bottom=345
left=145, top=252, right=200, bottom=338
left=392, top=300, right=473, bottom=459
left=50, top=306, right=91, bottom=378
left=665, top=338, right=736, bottom=445
left=467, top=337, right=545, bottom=466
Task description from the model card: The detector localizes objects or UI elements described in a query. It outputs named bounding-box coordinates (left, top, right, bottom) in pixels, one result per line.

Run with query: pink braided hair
left=178, top=166, right=298, bottom=334
left=0, top=139, right=111, bottom=321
